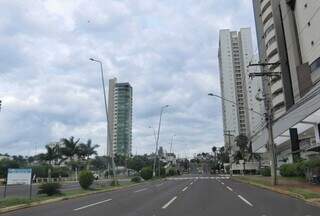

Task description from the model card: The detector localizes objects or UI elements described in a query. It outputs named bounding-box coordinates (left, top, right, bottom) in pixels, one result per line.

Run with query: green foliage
left=127, top=155, right=153, bottom=172
left=131, top=176, right=142, bottom=183
left=280, top=161, right=306, bottom=177
left=51, top=167, right=69, bottom=178
left=140, top=167, right=153, bottom=180
left=38, top=183, right=61, bottom=196
left=31, top=164, right=50, bottom=178
left=167, top=168, right=177, bottom=176
left=160, top=167, right=166, bottom=177
left=90, top=156, right=109, bottom=170
left=0, top=159, right=20, bottom=178
left=260, top=167, right=271, bottom=176
left=79, top=170, right=94, bottom=189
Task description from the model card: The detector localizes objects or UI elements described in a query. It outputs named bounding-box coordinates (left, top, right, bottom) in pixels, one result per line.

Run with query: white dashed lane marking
left=162, top=196, right=178, bottom=209
left=134, top=188, right=148, bottom=193
left=238, top=195, right=253, bottom=207
left=74, top=199, right=112, bottom=211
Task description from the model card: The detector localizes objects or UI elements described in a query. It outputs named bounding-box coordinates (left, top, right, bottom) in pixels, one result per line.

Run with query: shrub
left=140, top=167, right=153, bottom=180
left=160, top=167, right=166, bottom=177
left=167, top=168, right=177, bottom=176
left=51, top=167, right=69, bottom=178
left=131, top=176, right=141, bottom=183
left=280, top=164, right=297, bottom=177
left=38, top=183, right=61, bottom=196
left=260, top=167, right=271, bottom=176
left=79, top=170, right=94, bottom=189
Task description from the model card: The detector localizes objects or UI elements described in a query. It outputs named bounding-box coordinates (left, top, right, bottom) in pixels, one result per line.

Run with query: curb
left=232, top=177, right=320, bottom=208
left=0, top=183, right=140, bottom=214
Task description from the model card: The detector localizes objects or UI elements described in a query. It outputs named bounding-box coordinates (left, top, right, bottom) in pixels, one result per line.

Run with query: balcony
left=262, top=5, right=272, bottom=25
left=266, top=40, right=277, bottom=58
left=265, top=28, right=275, bottom=44
left=268, top=52, right=280, bottom=64
left=272, top=93, right=285, bottom=108
left=271, top=79, right=283, bottom=94
left=260, top=0, right=271, bottom=12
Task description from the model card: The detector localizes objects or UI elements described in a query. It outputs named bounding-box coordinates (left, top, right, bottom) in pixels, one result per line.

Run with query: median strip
left=237, top=195, right=253, bottom=207
left=74, top=199, right=112, bottom=211
left=162, top=196, right=177, bottom=209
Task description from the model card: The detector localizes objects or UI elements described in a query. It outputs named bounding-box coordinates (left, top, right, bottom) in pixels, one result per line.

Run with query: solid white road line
left=134, top=188, right=147, bottom=193
left=182, top=186, right=188, bottom=192
left=226, top=186, right=233, bottom=191
left=74, top=199, right=112, bottom=211
left=238, top=195, right=253, bottom=207
left=162, top=196, right=177, bottom=209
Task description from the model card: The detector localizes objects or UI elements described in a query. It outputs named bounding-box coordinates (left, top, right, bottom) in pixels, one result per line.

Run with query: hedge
left=280, top=159, right=320, bottom=177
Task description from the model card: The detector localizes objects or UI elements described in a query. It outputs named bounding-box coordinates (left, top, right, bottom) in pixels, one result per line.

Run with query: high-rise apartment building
left=107, top=78, right=133, bottom=157
left=218, top=28, right=265, bottom=154
left=252, top=0, right=294, bottom=120
left=251, top=0, right=320, bottom=160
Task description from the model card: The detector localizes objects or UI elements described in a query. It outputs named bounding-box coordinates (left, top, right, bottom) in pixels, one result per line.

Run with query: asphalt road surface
left=2, top=174, right=320, bottom=216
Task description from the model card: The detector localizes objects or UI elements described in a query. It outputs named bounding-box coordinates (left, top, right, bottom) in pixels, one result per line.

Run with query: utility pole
left=248, top=62, right=280, bottom=186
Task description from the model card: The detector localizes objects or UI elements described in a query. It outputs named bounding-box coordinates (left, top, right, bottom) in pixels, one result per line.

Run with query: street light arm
left=208, top=93, right=264, bottom=117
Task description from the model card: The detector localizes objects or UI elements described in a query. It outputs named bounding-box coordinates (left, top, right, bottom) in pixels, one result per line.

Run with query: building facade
left=251, top=0, right=320, bottom=161
left=107, top=78, right=133, bottom=157
left=218, top=28, right=265, bottom=154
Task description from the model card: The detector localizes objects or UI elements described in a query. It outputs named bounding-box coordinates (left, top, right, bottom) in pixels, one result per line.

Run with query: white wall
left=239, top=28, right=265, bottom=136
left=219, top=29, right=239, bottom=148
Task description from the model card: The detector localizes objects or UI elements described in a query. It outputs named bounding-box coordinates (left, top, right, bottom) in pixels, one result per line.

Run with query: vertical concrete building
left=252, top=0, right=294, bottom=120
left=251, top=0, right=320, bottom=161
left=218, top=28, right=265, bottom=154
left=107, top=78, right=133, bottom=157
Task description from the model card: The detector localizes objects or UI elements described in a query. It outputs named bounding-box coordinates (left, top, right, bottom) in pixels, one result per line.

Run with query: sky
left=0, top=0, right=256, bottom=158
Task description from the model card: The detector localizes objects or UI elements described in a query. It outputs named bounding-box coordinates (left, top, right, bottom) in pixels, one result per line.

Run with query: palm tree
left=77, top=139, right=99, bottom=160
left=44, top=144, right=58, bottom=165
left=60, top=136, right=80, bottom=161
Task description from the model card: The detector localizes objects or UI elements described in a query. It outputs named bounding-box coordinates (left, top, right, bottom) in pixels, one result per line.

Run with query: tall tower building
left=252, top=0, right=295, bottom=120
left=218, top=28, right=264, bottom=153
left=107, top=78, right=133, bottom=157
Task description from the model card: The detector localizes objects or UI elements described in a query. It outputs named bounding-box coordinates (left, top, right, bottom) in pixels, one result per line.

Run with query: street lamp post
left=208, top=93, right=263, bottom=176
left=89, top=58, right=116, bottom=182
left=153, top=105, right=169, bottom=177
left=169, top=134, right=176, bottom=154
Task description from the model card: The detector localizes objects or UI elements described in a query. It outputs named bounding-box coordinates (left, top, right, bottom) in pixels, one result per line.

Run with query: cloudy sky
left=0, top=0, right=256, bottom=157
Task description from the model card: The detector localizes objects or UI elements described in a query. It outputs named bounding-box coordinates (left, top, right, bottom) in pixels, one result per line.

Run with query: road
left=2, top=174, right=320, bottom=216
left=0, top=179, right=130, bottom=198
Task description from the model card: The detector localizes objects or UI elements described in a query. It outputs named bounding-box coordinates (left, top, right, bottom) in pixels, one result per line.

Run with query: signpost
left=4, top=168, right=32, bottom=199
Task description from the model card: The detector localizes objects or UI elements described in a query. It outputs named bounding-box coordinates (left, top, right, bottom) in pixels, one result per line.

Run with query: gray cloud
left=0, top=0, right=255, bottom=157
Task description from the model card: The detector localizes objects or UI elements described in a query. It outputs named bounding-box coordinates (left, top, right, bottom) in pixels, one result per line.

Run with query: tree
left=234, top=134, right=249, bottom=160
left=44, top=144, right=59, bottom=165
left=217, top=147, right=229, bottom=164
left=77, top=139, right=99, bottom=160
left=60, top=136, right=80, bottom=161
